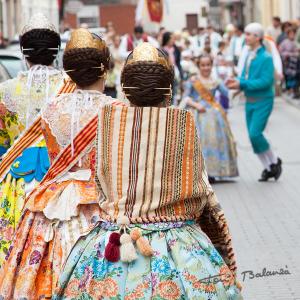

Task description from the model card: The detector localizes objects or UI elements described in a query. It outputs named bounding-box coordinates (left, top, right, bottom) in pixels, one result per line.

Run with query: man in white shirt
left=119, top=26, right=159, bottom=60
left=230, top=25, right=245, bottom=65
left=206, top=25, right=222, bottom=53
left=190, top=27, right=206, bottom=57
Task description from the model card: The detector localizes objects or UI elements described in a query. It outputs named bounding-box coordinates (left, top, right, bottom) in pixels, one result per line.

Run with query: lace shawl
left=0, top=65, right=64, bottom=129
left=41, top=90, right=115, bottom=152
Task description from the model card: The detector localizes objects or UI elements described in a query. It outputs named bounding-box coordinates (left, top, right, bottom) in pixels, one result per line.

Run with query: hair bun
left=121, top=61, right=174, bottom=107
left=20, top=29, right=61, bottom=66
left=63, top=46, right=110, bottom=87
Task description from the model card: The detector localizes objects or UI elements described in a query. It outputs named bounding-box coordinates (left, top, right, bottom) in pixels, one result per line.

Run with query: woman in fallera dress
left=0, top=28, right=123, bottom=299
left=182, top=54, right=238, bottom=182
left=51, top=43, right=242, bottom=299
left=0, top=13, right=70, bottom=266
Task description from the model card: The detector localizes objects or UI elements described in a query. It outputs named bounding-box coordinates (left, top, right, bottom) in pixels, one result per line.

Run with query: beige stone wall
left=245, top=0, right=299, bottom=28
left=1, top=0, right=59, bottom=40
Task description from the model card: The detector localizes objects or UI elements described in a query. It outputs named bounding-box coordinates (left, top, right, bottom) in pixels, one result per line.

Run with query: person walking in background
left=161, top=31, right=183, bottom=105
left=206, top=25, right=223, bottom=54
left=277, top=22, right=292, bottom=46
left=295, top=18, right=300, bottom=50
left=227, top=23, right=282, bottom=182
left=279, top=27, right=299, bottom=98
left=104, top=21, right=116, bottom=46
left=104, top=59, right=118, bottom=98
left=230, top=25, right=245, bottom=65
left=191, top=26, right=206, bottom=56
left=266, top=16, right=282, bottom=43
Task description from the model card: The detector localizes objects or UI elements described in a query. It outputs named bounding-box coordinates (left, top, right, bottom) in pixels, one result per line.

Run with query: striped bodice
left=96, top=105, right=213, bottom=223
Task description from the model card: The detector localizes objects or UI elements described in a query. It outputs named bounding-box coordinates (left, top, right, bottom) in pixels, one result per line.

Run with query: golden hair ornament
left=126, top=42, right=171, bottom=70
left=65, top=28, right=107, bottom=52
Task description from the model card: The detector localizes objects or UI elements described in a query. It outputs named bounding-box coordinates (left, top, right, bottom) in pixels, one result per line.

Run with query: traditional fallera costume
left=52, top=105, right=242, bottom=300
left=51, top=43, right=242, bottom=299
left=0, top=29, right=123, bottom=298
left=238, top=23, right=282, bottom=181
left=182, top=76, right=238, bottom=179
left=0, top=14, right=73, bottom=265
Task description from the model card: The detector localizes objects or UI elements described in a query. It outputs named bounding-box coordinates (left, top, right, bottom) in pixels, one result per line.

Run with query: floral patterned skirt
left=193, top=104, right=238, bottom=178
left=0, top=142, right=49, bottom=267
left=54, top=221, right=243, bottom=300
left=0, top=174, right=25, bottom=266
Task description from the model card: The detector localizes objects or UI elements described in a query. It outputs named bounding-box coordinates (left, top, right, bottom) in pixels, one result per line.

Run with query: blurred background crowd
left=0, top=0, right=299, bottom=103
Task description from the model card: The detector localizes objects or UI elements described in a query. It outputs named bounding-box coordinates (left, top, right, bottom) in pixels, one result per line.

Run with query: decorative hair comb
left=122, top=43, right=173, bottom=97
left=65, top=28, right=107, bottom=52
left=21, top=13, right=58, bottom=35
left=126, top=42, right=172, bottom=70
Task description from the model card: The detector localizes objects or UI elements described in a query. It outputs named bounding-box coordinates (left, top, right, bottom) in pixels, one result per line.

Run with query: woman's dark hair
left=162, top=31, right=172, bottom=47
left=63, top=41, right=110, bottom=87
left=218, top=41, right=226, bottom=49
left=287, top=27, right=296, bottom=35
left=121, top=53, right=174, bottom=107
left=281, top=22, right=292, bottom=32
left=197, top=54, right=213, bottom=66
left=20, top=29, right=61, bottom=66
left=273, top=16, right=281, bottom=23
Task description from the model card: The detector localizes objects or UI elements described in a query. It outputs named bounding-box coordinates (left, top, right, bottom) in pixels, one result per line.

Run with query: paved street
left=213, top=97, right=300, bottom=300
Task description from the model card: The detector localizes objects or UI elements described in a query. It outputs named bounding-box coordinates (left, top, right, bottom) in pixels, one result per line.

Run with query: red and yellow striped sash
left=192, top=80, right=227, bottom=120
left=26, top=100, right=124, bottom=202
left=27, top=115, right=98, bottom=200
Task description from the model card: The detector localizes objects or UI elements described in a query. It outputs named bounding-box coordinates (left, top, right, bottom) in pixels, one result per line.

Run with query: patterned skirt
left=0, top=174, right=25, bottom=265
left=193, top=102, right=238, bottom=178
left=0, top=142, right=48, bottom=266
left=54, top=221, right=243, bottom=300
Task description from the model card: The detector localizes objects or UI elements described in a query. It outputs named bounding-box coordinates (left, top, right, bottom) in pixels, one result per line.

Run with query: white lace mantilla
left=0, top=65, right=64, bottom=128
left=42, top=90, right=115, bottom=150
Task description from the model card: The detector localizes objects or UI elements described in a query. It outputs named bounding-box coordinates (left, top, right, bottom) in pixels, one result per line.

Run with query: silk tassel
left=104, top=232, right=121, bottom=262
left=130, top=228, right=154, bottom=257
left=120, top=233, right=138, bottom=262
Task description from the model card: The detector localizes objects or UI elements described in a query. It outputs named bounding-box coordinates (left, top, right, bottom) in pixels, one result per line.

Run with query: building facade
left=208, top=0, right=300, bottom=30
left=255, top=0, right=300, bottom=27
left=0, top=0, right=59, bottom=41
left=63, top=0, right=209, bottom=35
left=139, top=0, right=209, bottom=33
left=208, top=0, right=245, bottom=30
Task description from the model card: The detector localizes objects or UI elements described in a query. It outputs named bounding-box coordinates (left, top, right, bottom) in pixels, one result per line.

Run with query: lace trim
left=41, top=90, right=115, bottom=149
left=0, top=65, right=64, bottom=129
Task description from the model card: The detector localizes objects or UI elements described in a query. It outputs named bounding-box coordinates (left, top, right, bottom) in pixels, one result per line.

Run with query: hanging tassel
left=236, top=281, right=242, bottom=291
left=104, top=232, right=121, bottom=262
left=120, top=233, right=138, bottom=262
left=130, top=228, right=154, bottom=257
left=136, top=236, right=154, bottom=257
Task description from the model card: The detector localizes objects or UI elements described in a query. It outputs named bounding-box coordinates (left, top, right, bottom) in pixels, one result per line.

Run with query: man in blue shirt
left=227, top=23, right=282, bottom=182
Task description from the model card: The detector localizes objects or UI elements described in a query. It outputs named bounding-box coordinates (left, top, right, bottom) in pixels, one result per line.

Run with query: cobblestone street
left=213, top=98, right=300, bottom=300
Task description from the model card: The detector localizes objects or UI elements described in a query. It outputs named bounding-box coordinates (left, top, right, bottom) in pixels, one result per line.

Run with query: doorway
left=186, top=14, right=198, bottom=32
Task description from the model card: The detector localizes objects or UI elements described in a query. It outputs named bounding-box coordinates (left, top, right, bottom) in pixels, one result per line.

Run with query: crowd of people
left=102, top=17, right=300, bottom=103
left=0, top=11, right=295, bottom=299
